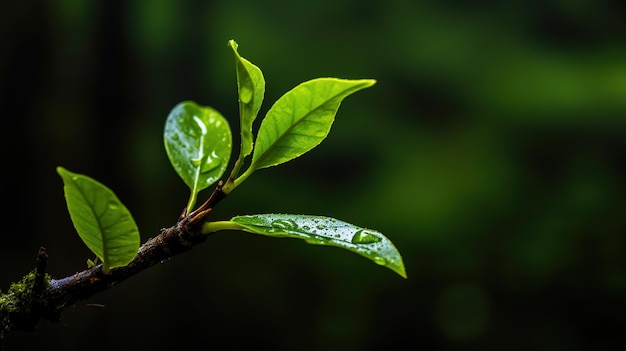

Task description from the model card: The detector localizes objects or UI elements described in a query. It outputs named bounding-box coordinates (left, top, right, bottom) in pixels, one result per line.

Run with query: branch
left=0, top=182, right=226, bottom=338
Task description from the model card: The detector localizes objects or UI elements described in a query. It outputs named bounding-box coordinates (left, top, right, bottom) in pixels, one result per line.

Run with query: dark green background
left=2, top=0, right=626, bottom=349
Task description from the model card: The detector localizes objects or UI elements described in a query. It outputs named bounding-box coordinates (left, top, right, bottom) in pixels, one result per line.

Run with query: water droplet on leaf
left=186, top=128, right=198, bottom=137
left=351, top=230, right=382, bottom=244
left=271, top=219, right=298, bottom=231
left=200, top=151, right=221, bottom=173
left=373, top=256, right=386, bottom=265
left=190, top=157, right=202, bottom=167
left=240, top=84, right=253, bottom=103
left=306, top=237, right=326, bottom=245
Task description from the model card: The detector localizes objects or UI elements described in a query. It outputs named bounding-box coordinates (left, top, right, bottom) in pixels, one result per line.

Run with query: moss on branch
left=0, top=182, right=225, bottom=339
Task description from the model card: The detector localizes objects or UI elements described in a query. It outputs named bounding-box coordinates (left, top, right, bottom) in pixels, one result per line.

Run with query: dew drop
left=351, top=230, right=382, bottom=244
left=186, top=128, right=198, bottom=137
left=271, top=219, right=298, bottom=231
left=373, top=256, right=386, bottom=266
left=200, top=161, right=220, bottom=173
left=108, top=203, right=119, bottom=211
left=200, top=151, right=221, bottom=173
left=171, top=133, right=180, bottom=141
left=190, top=157, right=202, bottom=167
left=305, top=236, right=326, bottom=245
left=240, top=84, right=253, bottom=104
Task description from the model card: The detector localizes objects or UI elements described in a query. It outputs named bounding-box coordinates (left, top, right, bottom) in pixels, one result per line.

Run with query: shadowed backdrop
left=1, top=0, right=625, bottom=349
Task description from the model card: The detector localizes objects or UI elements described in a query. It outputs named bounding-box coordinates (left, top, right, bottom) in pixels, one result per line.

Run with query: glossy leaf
left=57, top=167, right=140, bottom=274
left=229, top=39, right=265, bottom=158
left=231, top=213, right=406, bottom=278
left=251, top=78, right=376, bottom=170
left=164, top=101, right=232, bottom=210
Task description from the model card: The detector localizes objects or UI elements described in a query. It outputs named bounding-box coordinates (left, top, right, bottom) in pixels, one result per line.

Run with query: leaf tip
left=228, top=39, right=238, bottom=50
left=385, top=252, right=406, bottom=279
left=397, top=265, right=408, bottom=279
left=56, top=166, right=75, bottom=182
left=363, top=79, right=377, bottom=88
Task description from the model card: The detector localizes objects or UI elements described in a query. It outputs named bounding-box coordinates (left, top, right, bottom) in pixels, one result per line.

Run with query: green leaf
left=57, top=167, right=140, bottom=274
left=229, top=39, right=265, bottom=158
left=231, top=214, right=406, bottom=278
left=164, top=101, right=232, bottom=210
left=250, top=78, right=375, bottom=170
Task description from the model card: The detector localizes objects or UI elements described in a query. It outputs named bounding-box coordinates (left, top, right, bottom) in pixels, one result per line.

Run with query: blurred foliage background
left=1, top=0, right=626, bottom=349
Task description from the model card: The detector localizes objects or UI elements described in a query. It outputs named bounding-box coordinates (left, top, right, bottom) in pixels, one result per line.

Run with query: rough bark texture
left=0, top=182, right=226, bottom=338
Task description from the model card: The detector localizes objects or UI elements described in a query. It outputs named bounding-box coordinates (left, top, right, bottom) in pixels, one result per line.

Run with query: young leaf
left=164, top=101, right=232, bottom=211
left=229, top=39, right=265, bottom=158
left=250, top=78, right=375, bottom=170
left=57, top=167, right=140, bottom=274
left=230, top=214, right=406, bottom=278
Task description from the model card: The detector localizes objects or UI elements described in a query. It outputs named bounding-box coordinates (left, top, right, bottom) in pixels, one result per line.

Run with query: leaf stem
left=223, top=158, right=257, bottom=194
left=223, top=155, right=244, bottom=194
left=231, top=164, right=256, bottom=192
left=201, top=220, right=244, bottom=235
left=186, top=189, right=198, bottom=215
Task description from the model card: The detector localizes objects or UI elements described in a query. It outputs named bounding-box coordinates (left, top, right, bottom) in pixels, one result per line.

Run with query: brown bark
left=1, top=182, right=226, bottom=338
